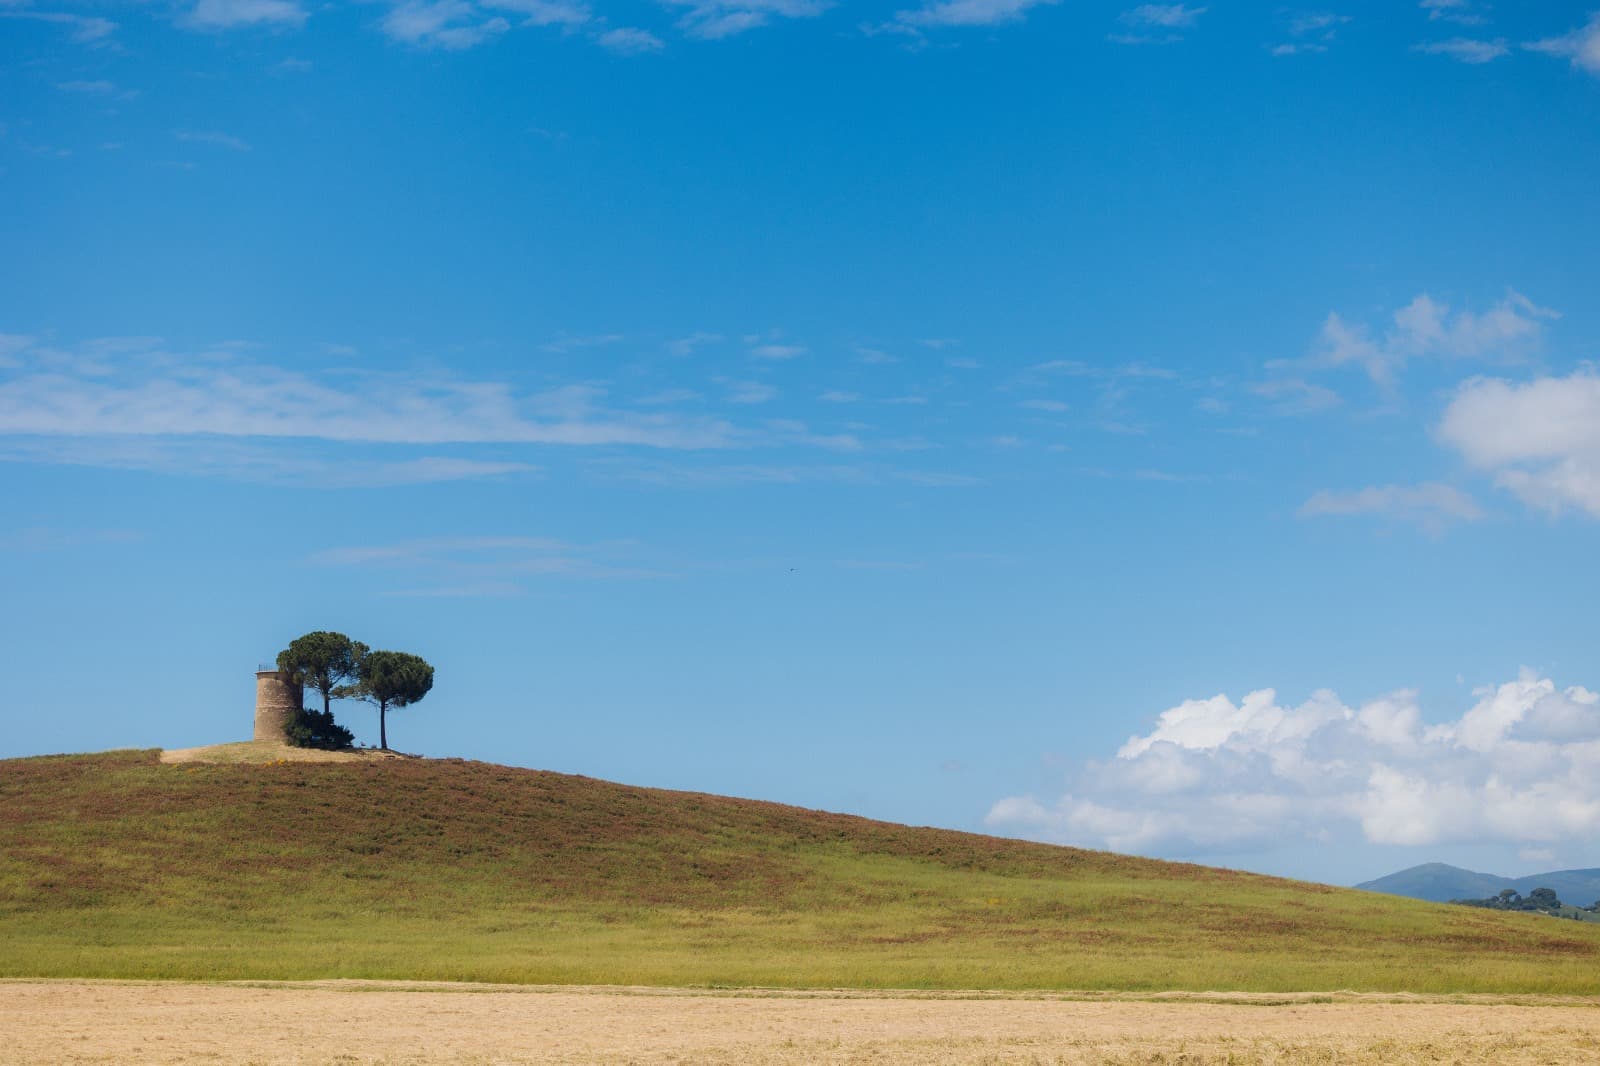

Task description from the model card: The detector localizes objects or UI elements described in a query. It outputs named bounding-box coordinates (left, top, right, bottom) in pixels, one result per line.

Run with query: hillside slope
left=5, top=750, right=1600, bottom=993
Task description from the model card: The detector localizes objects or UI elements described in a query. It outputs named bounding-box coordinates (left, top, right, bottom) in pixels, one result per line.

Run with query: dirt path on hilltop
left=5, top=980, right=1600, bottom=1064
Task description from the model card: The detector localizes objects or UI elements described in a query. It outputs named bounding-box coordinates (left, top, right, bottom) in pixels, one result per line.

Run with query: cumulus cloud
left=1298, top=482, right=1482, bottom=531
left=988, top=673, right=1600, bottom=855
left=1437, top=371, right=1600, bottom=518
left=1525, top=14, right=1600, bottom=76
left=1285, top=291, right=1556, bottom=392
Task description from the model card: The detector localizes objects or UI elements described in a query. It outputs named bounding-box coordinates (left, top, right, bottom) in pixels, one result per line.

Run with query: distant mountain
left=1358, top=862, right=1600, bottom=907
left=1357, top=863, right=1509, bottom=903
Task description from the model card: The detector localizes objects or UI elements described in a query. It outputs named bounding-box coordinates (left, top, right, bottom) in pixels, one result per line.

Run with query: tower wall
left=254, top=670, right=302, bottom=742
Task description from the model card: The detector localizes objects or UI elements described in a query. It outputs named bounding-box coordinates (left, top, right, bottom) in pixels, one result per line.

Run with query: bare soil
left=158, top=742, right=413, bottom=764
left=6, top=980, right=1600, bottom=1064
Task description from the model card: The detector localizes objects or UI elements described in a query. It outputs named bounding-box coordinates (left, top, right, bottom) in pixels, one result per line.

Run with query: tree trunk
left=379, top=701, right=388, bottom=750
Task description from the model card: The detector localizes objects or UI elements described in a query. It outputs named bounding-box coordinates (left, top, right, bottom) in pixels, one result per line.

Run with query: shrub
left=284, top=708, right=354, bottom=750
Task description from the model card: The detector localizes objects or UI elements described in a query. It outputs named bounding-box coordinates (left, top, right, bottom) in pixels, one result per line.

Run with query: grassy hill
left=5, top=749, right=1600, bottom=993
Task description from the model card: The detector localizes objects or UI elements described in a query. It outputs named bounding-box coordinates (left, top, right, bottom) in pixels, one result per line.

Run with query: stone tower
left=254, top=669, right=302, bottom=742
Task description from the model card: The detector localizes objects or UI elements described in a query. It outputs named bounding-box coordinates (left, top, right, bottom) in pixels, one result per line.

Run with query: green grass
left=5, top=749, right=1600, bottom=993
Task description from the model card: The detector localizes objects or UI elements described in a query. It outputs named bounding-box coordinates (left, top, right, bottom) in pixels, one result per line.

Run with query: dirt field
left=6, top=981, right=1600, bottom=1064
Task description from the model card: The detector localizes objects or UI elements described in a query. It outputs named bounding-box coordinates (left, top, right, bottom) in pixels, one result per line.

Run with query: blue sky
left=4, top=0, right=1600, bottom=887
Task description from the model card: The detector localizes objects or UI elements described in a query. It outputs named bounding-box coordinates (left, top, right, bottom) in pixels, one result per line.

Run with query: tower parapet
left=254, top=669, right=302, bottom=742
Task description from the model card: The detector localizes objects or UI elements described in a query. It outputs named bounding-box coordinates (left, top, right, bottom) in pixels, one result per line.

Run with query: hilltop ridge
left=5, top=749, right=1600, bottom=993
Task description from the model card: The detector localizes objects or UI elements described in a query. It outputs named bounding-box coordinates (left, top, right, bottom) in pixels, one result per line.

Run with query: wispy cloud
left=56, top=79, right=135, bottom=99
left=722, top=380, right=777, bottom=405
left=1110, top=2, right=1204, bottom=44
left=1251, top=377, right=1342, bottom=415
left=1299, top=482, right=1483, bottom=533
left=484, top=0, right=591, bottom=26
left=587, top=457, right=977, bottom=489
left=0, top=437, right=540, bottom=488
left=751, top=343, right=806, bottom=360
left=183, top=0, right=307, bottom=30
left=1412, top=36, right=1508, bottom=64
left=0, top=338, right=735, bottom=450
left=174, top=129, right=251, bottom=151
left=597, top=26, right=664, bottom=53
left=312, top=534, right=668, bottom=592
left=890, top=0, right=1055, bottom=31
left=380, top=0, right=508, bottom=49
left=665, top=0, right=829, bottom=39
left=1525, top=14, right=1600, bottom=77
left=0, top=526, right=140, bottom=551
left=1280, top=291, right=1556, bottom=393
left=1270, top=10, right=1350, bottom=55
left=541, top=331, right=624, bottom=352
left=0, top=10, right=119, bottom=44
left=667, top=332, right=722, bottom=357
left=1421, top=0, right=1486, bottom=27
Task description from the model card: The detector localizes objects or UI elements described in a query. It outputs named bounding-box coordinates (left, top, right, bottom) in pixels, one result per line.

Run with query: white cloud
left=1412, top=37, right=1508, bottom=64
left=381, top=0, right=509, bottom=49
left=989, top=673, right=1600, bottom=855
left=1298, top=482, right=1483, bottom=531
left=1289, top=291, right=1556, bottom=392
left=1438, top=371, right=1600, bottom=518
left=1525, top=14, right=1600, bottom=76
left=597, top=26, right=664, bottom=52
left=184, top=0, right=307, bottom=30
